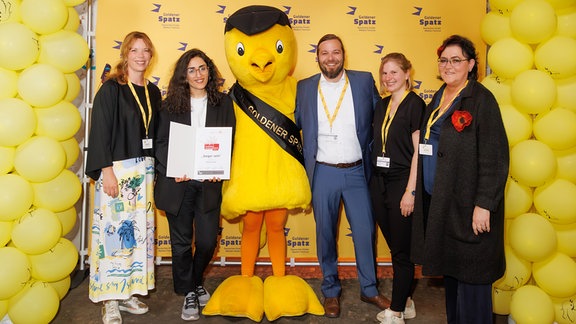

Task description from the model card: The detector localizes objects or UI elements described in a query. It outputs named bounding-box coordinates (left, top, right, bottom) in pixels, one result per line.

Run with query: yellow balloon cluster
left=0, top=0, right=87, bottom=322
left=484, top=1, right=576, bottom=322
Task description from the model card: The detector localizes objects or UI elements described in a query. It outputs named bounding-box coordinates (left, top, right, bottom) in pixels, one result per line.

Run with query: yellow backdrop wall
left=94, top=0, right=487, bottom=262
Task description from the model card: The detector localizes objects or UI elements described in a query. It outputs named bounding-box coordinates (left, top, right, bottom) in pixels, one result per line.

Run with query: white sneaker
left=102, top=300, right=122, bottom=324
left=377, top=308, right=405, bottom=324
left=403, top=298, right=416, bottom=319
left=118, top=296, right=149, bottom=315
left=181, top=291, right=199, bottom=321
left=196, top=285, right=210, bottom=306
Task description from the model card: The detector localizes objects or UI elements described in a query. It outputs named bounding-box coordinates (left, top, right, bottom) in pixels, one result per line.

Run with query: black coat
left=154, top=95, right=235, bottom=216
left=411, top=80, right=509, bottom=284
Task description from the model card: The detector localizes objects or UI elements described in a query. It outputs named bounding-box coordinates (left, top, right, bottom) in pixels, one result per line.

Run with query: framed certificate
left=166, top=122, right=232, bottom=180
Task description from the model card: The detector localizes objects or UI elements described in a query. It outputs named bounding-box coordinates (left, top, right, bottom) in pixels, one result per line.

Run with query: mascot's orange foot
left=263, top=275, right=325, bottom=321
left=202, top=275, right=264, bottom=322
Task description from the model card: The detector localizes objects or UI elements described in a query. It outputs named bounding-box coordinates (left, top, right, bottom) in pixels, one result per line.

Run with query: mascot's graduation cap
left=225, top=5, right=291, bottom=35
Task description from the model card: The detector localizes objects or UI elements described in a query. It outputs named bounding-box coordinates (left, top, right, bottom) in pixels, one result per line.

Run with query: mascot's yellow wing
left=221, top=24, right=311, bottom=219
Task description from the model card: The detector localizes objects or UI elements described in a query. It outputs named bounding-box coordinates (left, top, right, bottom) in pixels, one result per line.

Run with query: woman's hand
left=102, top=167, right=118, bottom=198
left=472, top=206, right=490, bottom=235
left=175, top=175, right=191, bottom=182
left=400, top=191, right=415, bottom=217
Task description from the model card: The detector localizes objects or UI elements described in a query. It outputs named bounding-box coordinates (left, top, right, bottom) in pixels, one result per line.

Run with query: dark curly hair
left=162, top=49, right=224, bottom=114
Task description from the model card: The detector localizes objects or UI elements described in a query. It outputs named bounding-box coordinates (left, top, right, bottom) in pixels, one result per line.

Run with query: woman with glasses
left=369, top=53, right=424, bottom=324
left=154, top=48, right=235, bottom=321
left=410, top=35, right=509, bottom=324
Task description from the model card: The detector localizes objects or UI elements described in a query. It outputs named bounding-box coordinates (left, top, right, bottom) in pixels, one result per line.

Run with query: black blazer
left=154, top=95, right=235, bottom=216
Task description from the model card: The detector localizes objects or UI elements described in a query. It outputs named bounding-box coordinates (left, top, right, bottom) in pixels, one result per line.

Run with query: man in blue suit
left=295, top=34, right=390, bottom=318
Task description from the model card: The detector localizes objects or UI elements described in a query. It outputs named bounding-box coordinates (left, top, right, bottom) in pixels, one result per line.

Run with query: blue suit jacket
left=295, top=70, right=381, bottom=186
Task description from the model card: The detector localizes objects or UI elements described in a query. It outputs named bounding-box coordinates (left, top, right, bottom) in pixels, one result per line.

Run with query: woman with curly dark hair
left=154, top=48, right=235, bottom=321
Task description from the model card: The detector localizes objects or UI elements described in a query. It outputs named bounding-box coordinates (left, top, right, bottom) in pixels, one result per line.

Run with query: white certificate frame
left=166, top=122, right=232, bottom=180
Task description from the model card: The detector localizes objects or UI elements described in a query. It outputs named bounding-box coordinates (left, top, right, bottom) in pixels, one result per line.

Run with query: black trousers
left=370, top=173, right=415, bottom=312
left=165, top=180, right=220, bottom=295
left=444, top=276, right=493, bottom=324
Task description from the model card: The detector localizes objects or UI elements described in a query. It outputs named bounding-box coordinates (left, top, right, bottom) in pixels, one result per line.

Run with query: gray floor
left=52, top=265, right=509, bottom=323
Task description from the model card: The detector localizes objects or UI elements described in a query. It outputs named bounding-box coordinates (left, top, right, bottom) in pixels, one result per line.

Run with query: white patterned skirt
left=89, top=157, right=155, bottom=303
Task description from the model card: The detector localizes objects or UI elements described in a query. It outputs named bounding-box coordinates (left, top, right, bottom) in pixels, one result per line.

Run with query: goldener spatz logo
left=285, top=5, right=311, bottom=32
left=413, top=6, right=442, bottom=33
left=153, top=3, right=181, bottom=29
left=347, top=6, right=377, bottom=32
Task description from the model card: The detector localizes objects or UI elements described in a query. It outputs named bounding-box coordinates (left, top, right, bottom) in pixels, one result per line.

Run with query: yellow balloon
left=14, top=136, right=66, bottom=183
left=533, top=252, right=576, bottom=298
left=0, top=247, right=31, bottom=299
left=38, top=30, right=90, bottom=73
left=499, top=104, right=533, bottom=147
left=504, top=177, right=533, bottom=219
left=510, top=0, right=557, bottom=44
left=510, top=285, right=555, bottom=324
left=63, top=0, right=86, bottom=6
left=492, top=287, right=514, bottom=315
left=0, top=146, right=15, bottom=175
left=552, top=294, right=576, bottom=324
left=533, top=108, right=576, bottom=150
left=490, top=0, right=524, bottom=15
left=0, top=22, right=39, bottom=71
left=32, top=169, right=82, bottom=212
left=28, top=237, right=78, bottom=282
left=555, top=146, right=576, bottom=183
left=487, top=37, right=534, bottom=79
left=534, top=178, right=576, bottom=225
left=556, top=7, right=576, bottom=38
left=55, top=206, right=77, bottom=236
left=0, top=300, right=6, bottom=321
left=553, top=222, right=576, bottom=258
left=535, top=36, right=576, bottom=80
left=510, top=140, right=556, bottom=187
left=511, top=69, right=557, bottom=115
left=47, top=275, right=71, bottom=300
left=34, top=101, right=82, bottom=141
left=60, top=137, right=80, bottom=168
left=509, top=213, right=557, bottom=262
left=64, top=72, right=81, bottom=102
left=20, top=0, right=68, bottom=35
left=17, top=63, right=67, bottom=108
left=481, top=11, right=512, bottom=45
left=0, top=67, right=17, bottom=99
left=8, top=280, right=60, bottom=324
left=0, top=0, right=21, bottom=23
left=481, top=73, right=513, bottom=105
left=11, top=208, right=61, bottom=255
left=63, top=7, right=80, bottom=32
left=0, top=98, right=36, bottom=147
left=0, top=174, right=33, bottom=222
left=494, top=245, right=532, bottom=291
left=0, top=220, right=12, bottom=247
left=546, top=0, right=576, bottom=10
left=556, top=75, right=576, bottom=112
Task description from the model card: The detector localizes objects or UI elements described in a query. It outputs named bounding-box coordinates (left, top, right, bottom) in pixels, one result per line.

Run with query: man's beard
left=319, top=62, right=343, bottom=79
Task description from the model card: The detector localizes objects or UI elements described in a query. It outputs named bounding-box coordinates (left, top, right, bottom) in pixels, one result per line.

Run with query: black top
left=371, top=91, right=424, bottom=178
left=85, top=79, right=162, bottom=180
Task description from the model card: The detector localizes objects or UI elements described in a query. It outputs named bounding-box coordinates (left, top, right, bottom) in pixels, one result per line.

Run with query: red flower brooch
left=451, top=110, right=472, bottom=132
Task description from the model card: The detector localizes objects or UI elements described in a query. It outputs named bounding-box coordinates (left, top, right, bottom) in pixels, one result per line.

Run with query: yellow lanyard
left=127, top=80, right=152, bottom=138
left=423, top=81, right=468, bottom=142
left=318, top=74, right=349, bottom=131
left=381, top=90, right=409, bottom=154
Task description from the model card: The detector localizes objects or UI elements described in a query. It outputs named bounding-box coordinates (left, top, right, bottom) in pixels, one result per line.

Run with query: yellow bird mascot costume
left=202, top=5, right=323, bottom=322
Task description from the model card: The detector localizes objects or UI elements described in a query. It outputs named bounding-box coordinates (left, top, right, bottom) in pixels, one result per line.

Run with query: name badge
left=419, top=143, right=433, bottom=156
left=142, top=138, right=153, bottom=149
left=377, top=156, right=390, bottom=168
